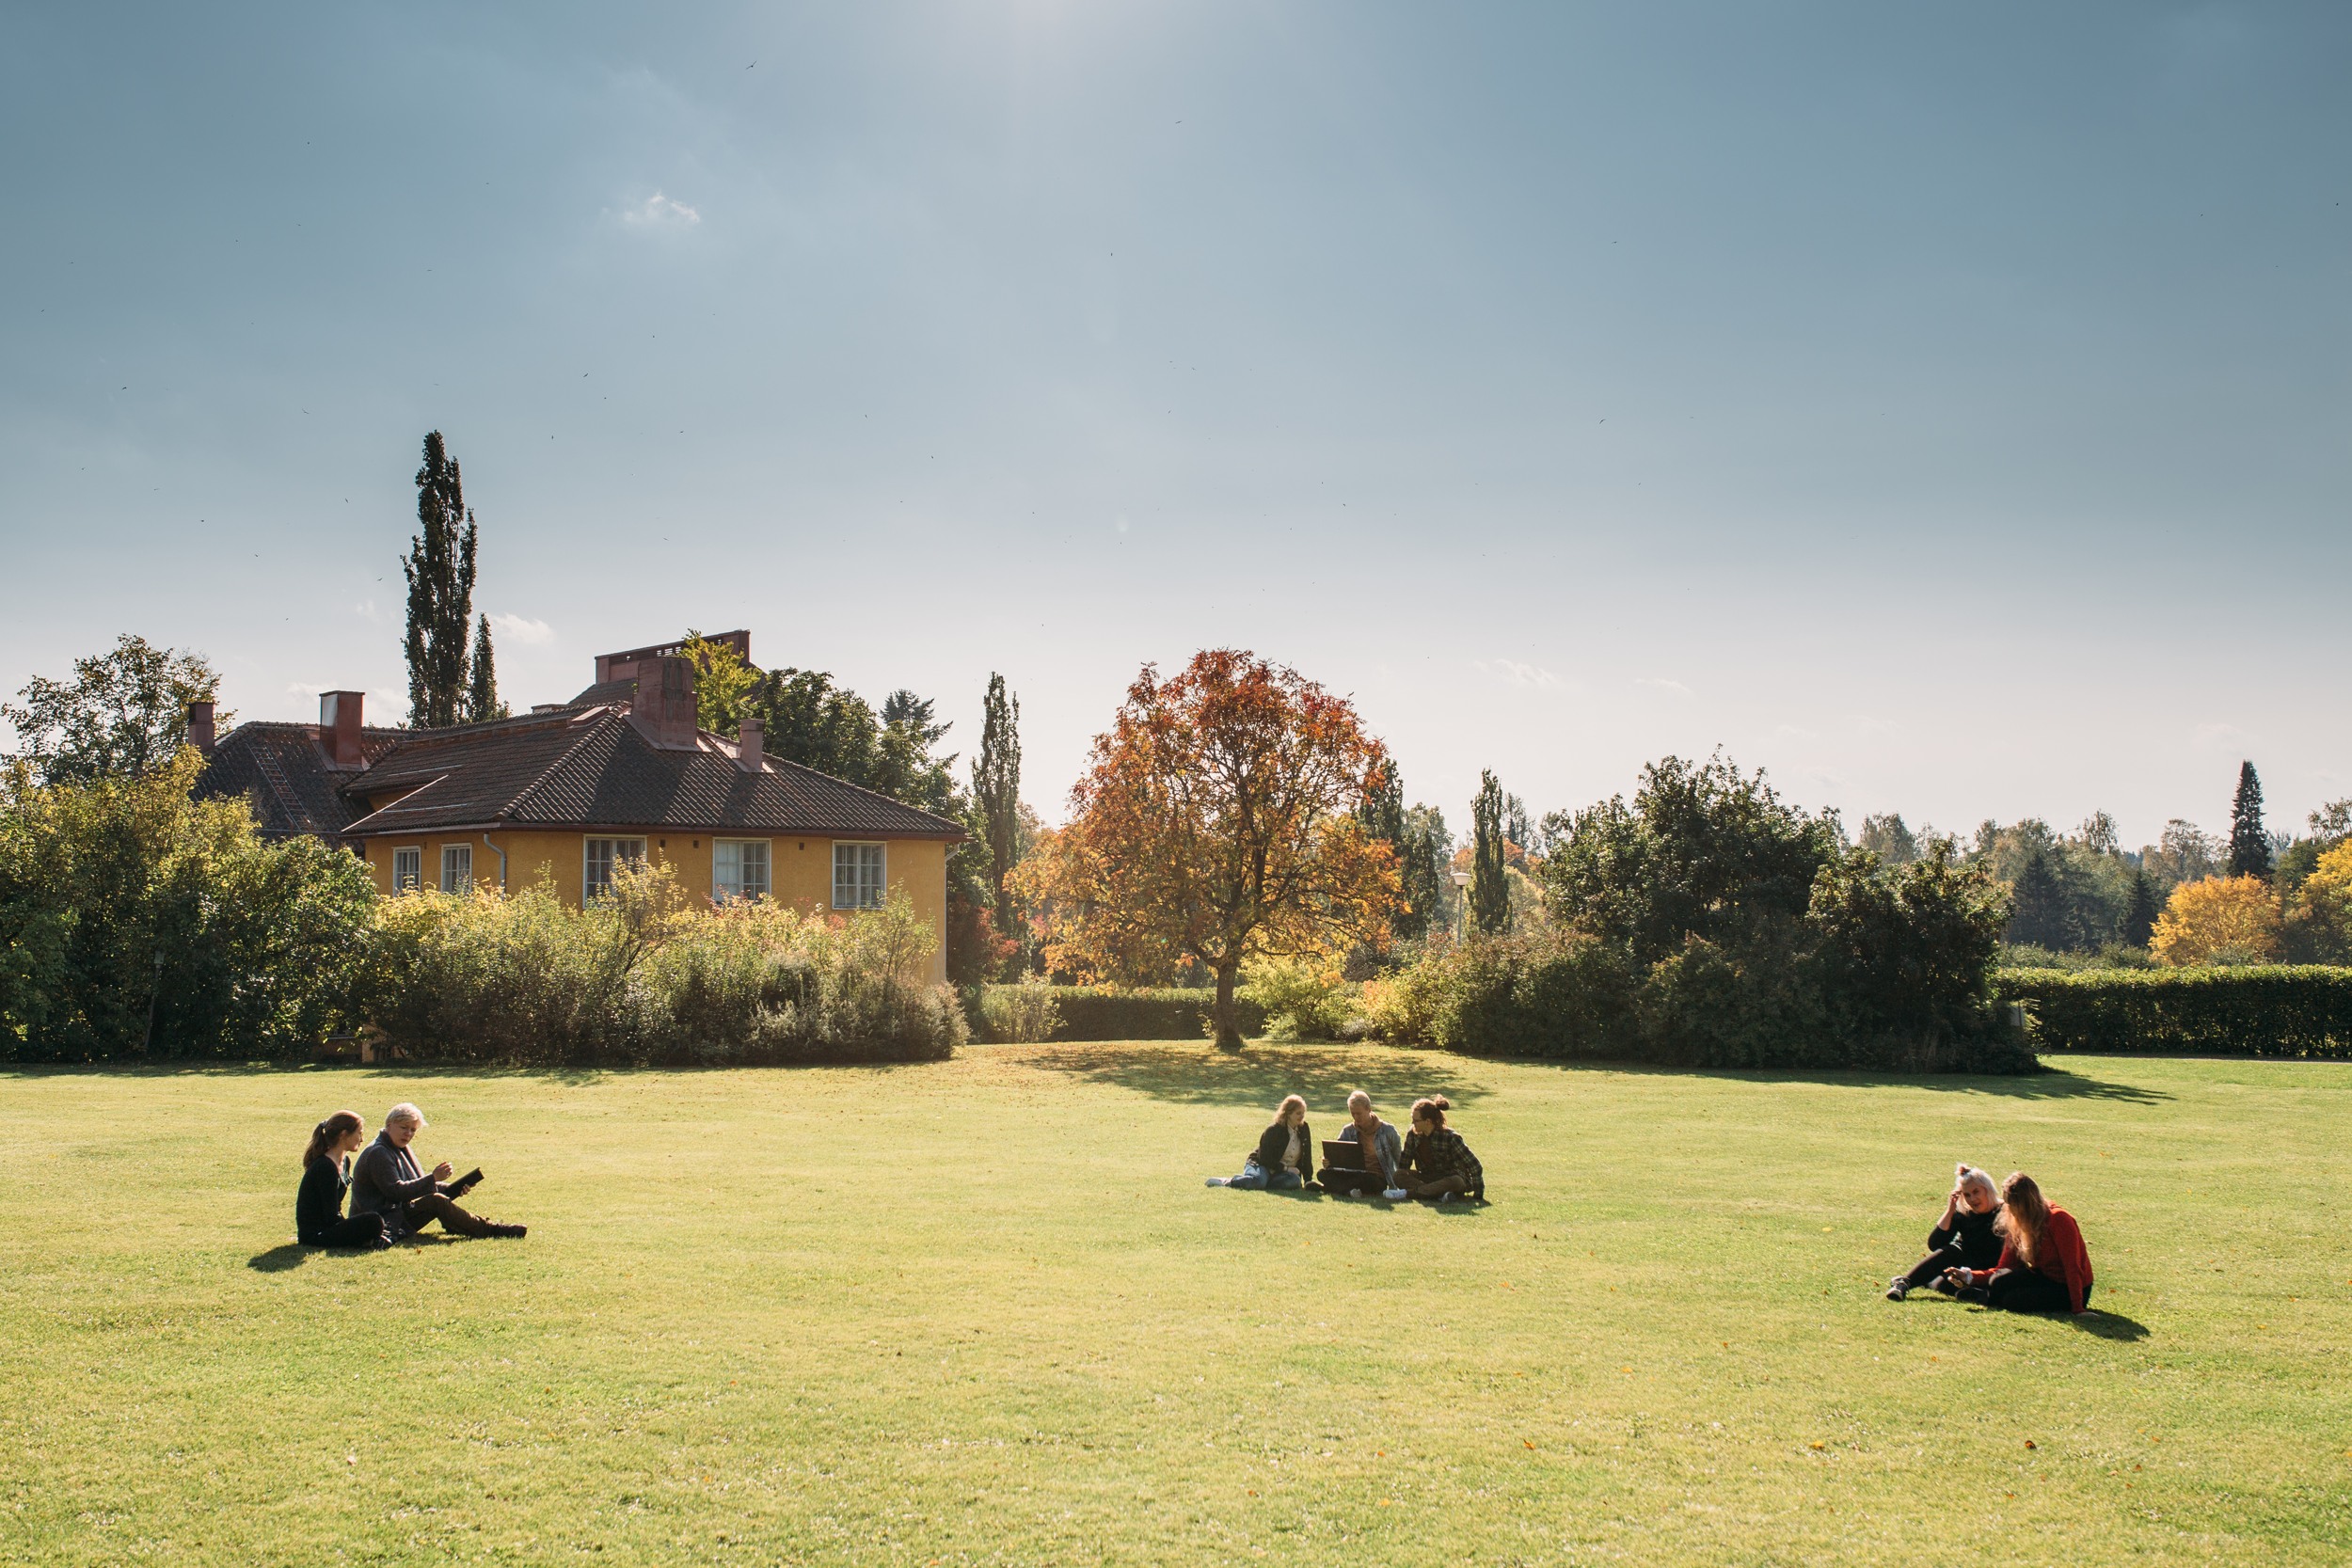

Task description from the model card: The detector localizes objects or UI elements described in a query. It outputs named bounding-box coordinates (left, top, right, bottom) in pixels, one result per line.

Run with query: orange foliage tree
left=1024, top=649, right=1400, bottom=1048
left=2149, top=874, right=2282, bottom=966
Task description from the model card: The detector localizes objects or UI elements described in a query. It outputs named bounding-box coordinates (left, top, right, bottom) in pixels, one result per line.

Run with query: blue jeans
left=1227, top=1161, right=1305, bottom=1191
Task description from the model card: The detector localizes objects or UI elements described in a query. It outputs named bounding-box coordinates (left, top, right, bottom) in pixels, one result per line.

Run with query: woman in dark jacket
left=297, top=1111, right=391, bottom=1249
left=1207, top=1095, right=1314, bottom=1191
left=1886, top=1164, right=2001, bottom=1300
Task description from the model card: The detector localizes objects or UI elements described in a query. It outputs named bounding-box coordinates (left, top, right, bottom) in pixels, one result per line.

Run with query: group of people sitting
left=1207, top=1089, right=1485, bottom=1203
left=295, top=1101, right=528, bottom=1249
left=1884, top=1163, right=2093, bottom=1314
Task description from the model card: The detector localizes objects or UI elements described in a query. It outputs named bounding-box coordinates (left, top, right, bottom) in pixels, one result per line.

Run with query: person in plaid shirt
left=1394, top=1095, right=1484, bottom=1202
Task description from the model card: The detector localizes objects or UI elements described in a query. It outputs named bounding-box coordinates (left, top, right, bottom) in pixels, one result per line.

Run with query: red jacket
left=1984, top=1207, right=2093, bottom=1313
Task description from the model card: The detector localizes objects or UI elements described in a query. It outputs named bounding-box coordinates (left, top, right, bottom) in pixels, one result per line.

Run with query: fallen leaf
left=1809, top=1441, right=1825, bottom=1450
left=2025, top=1440, right=2037, bottom=1450
left=1525, top=1440, right=1535, bottom=1449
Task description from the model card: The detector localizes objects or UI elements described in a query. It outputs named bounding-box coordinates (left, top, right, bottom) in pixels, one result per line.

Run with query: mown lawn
left=2, top=1045, right=2347, bottom=1566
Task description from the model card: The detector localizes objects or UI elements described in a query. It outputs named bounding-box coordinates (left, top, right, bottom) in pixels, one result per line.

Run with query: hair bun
left=1431, top=1095, right=1451, bottom=1111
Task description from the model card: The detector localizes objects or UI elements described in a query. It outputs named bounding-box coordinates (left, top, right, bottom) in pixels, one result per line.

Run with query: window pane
left=741, top=841, right=770, bottom=898
left=441, top=845, right=471, bottom=893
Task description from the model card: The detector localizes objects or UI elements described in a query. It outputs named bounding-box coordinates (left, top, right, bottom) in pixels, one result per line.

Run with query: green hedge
left=1994, top=966, right=2352, bottom=1057
left=978, top=986, right=1268, bottom=1042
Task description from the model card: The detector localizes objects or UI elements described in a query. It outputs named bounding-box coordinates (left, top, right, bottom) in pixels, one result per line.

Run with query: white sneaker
left=1383, top=1188, right=1409, bottom=1201
left=1438, top=1192, right=1454, bottom=1205
left=1205, top=1178, right=1227, bottom=1187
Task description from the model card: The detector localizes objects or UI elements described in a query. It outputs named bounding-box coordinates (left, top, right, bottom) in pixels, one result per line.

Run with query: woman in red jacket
left=1946, top=1172, right=2092, bottom=1314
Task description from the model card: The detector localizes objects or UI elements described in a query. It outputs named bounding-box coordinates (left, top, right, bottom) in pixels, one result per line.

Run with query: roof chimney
left=736, top=715, right=765, bottom=772
left=186, top=700, right=215, bottom=756
left=319, top=690, right=366, bottom=769
left=628, top=657, right=699, bottom=751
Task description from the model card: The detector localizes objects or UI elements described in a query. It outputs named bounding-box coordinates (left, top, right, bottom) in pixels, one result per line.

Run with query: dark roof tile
left=191, top=723, right=404, bottom=840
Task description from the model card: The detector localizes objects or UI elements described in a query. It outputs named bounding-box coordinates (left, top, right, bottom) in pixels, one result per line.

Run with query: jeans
left=1226, top=1161, right=1305, bottom=1191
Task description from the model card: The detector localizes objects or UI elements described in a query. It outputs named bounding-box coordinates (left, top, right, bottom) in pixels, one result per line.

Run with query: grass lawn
left=3, top=1044, right=2348, bottom=1566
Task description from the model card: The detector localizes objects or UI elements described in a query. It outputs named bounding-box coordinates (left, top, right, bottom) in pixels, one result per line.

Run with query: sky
left=3, top=2, right=2346, bottom=847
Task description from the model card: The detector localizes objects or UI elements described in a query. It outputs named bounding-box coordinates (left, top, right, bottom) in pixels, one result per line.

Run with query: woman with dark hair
left=1393, top=1095, right=1484, bottom=1203
left=1208, top=1095, right=1314, bottom=1190
left=297, top=1112, right=391, bottom=1250
left=1947, top=1172, right=2093, bottom=1314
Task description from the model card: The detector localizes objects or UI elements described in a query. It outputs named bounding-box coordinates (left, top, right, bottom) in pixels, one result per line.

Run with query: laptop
left=1320, top=1139, right=1370, bottom=1170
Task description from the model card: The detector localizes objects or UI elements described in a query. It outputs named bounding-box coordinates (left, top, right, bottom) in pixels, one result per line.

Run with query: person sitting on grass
left=1392, top=1095, right=1484, bottom=1203
left=1945, top=1172, right=2091, bottom=1314
left=1319, top=1090, right=1407, bottom=1201
left=1207, top=1095, right=1316, bottom=1191
left=1885, top=1164, right=2002, bottom=1301
left=350, top=1101, right=525, bottom=1241
left=296, top=1111, right=391, bottom=1250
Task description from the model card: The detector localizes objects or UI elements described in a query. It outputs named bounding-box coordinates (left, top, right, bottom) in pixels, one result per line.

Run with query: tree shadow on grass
left=1527, top=1060, right=2174, bottom=1106
left=1016, top=1043, right=1491, bottom=1110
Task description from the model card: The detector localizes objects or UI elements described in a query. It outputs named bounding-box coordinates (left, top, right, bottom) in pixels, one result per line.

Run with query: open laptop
left=1320, top=1139, right=1370, bottom=1170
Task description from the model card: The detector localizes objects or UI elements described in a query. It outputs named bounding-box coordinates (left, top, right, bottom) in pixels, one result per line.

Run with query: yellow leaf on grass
left=1809, top=1442, right=1825, bottom=1450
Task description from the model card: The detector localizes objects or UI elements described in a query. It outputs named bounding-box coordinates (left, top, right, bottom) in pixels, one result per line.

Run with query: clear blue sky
left=3, top=3, right=2345, bottom=847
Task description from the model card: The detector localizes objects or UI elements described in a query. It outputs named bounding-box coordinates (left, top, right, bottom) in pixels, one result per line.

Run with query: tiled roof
left=191, top=722, right=405, bottom=840
left=564, top=679, right=638, bottom=708
left=340, top=706, right=964, bottom=840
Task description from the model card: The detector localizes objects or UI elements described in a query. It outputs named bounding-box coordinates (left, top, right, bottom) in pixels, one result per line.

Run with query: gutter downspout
left=483, top=832, right=509, bottom=892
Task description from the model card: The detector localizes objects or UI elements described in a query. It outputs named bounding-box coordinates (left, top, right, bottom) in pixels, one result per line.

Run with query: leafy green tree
left=1502, top=792, right=1531, bottom=855
left=1, top=635, right=226, bottom=785
left=401, top=431, right=478, bottom=728
left=752, top=669, right=881, bottom=781
left=974, top=674, right=1024, bottom=940
left=681, top=631, right=762, bottom=735
left=1858, top=813, right=1919, bottom=865
left=2229, top=761, right=2273, bottom=879
left=1470, top=770, right=1512, bottom=935
left=466, top=615, right=508, bottom=722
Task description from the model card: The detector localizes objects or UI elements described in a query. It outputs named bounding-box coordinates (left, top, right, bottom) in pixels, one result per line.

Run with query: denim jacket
left=1335, top=1118, right=1402, bottom=1182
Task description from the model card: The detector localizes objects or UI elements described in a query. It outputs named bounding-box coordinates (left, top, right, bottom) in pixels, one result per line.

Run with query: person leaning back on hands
left=350, top=1101, right=525, bottom=1241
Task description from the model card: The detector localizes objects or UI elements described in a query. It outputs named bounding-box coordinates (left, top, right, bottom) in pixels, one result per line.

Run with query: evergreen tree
left=2006, top=847, right=2069, bottom=949
left=1470, top=769, right=1511, bottom=935
left=2123, top=868, right=2161, bottom=949
left=400, top=431, right=478, bottom=728
left=2229, top=761, right=2273, bottom=879
left=973, top=673, right=1024, bottom=939
left=1502, top=792, right=1531, bottom=855
left=466, top=615, right=507, bottom=722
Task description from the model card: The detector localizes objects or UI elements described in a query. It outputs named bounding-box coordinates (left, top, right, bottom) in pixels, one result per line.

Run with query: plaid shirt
left=1402, top=1127, right=1483, bottom=1192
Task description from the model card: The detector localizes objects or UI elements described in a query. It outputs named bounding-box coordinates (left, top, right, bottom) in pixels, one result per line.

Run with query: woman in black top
left=297, top=1111, right=391, bottom=1249
left=1886, top=1164, right=2000, bottom=1300
left=1206, top=1095, right=1314, bottom=1191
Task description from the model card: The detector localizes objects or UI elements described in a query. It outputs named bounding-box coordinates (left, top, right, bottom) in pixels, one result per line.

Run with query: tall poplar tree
left=401, top=431, right=478, bottom=728
left=1470, top=769, right=1512, bottom=935
left=2229, top=761, right=2273, bottom=879
left=973, top=673, right=1024, bottom=937
left=466, top=615, right=507, bottom=722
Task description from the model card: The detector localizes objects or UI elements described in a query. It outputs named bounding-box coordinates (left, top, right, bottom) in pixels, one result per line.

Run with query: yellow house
left=194, top=639, right=964, bottom=982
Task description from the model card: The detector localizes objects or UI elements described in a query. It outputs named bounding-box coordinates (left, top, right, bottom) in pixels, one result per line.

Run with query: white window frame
left=833, top=841, right=886, bottom=911
left=439, top=844, right=472, bottom=894
left=712, top=838, right=771, bottom=904
left=583, top=836, right=648, bottom=901
left=391, top=847, right=422, bottom=893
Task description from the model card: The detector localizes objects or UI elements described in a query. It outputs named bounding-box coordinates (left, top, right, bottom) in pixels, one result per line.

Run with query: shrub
left=1995, top=966, right=2352, bottom=1058
left=2286, top=843, right=2352, bottom=964
left=1239, top=957, right=1354, bottom=1040
left=985, top=986, right=1269, bottom=1041
left=2151, top=876, right=2281, bottom=966
left=979, top=976, right=1062, bottom=1043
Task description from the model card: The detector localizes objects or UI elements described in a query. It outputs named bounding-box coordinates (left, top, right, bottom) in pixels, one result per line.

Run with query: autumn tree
left=1028, top=649, right=1399, bottom=1048
left=2149, top=875, right=2281, bottom=967
left=402, top=431, right=479, bottom=727
left=2228, top=761, right=2273, bottom=879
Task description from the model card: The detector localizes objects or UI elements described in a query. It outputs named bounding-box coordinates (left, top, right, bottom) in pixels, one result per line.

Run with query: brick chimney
left=186, top=700, right=215, bottom=756
left=319, top=690, right=366, bottom=769
left=736, top=715, right=765, bottom=772
left=629, top=657, right=699, bottom=751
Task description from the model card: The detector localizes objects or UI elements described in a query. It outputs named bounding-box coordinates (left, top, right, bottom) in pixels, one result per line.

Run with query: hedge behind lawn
left=985, top=986, right=1268, bottom=1042
left=1995, top=966, right=2352, bottom=1058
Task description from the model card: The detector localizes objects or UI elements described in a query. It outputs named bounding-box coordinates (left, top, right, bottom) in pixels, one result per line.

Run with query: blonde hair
left=1957, top=1164, right=1998, bottom=1206
left=1275, top=1095, right=1307, bottom=1125
left=386, top=1101, right=425, bottom=1129
left=1994, top=1172, right=2051, bottom=1268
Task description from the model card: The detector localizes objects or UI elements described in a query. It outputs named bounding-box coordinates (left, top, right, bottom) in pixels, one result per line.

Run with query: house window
left=584, top=837, right=648, bottom=900
left=713, top=839, right=771, bottom=903
left=439, top=845, right=472, bottom=894
left=833, top=842, right=885, bottom=910
left=392, top=847, right=421, bottom=893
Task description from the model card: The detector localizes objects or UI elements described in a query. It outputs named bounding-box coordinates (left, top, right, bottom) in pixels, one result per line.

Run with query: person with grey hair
left=1885, top=1164, right=2000, bottom=1300
left=1319, top=1090, right=1407, bottom=1200
left=350, top=1101, right=525, bottom=1240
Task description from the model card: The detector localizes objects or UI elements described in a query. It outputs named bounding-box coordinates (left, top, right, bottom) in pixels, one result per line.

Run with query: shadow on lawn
left=2069, top=1308, right=2152, bottom=1342
left=1557, top=1061, right=2174, bottom=1105
left=1020, top=1044, right=1491, bottom=1109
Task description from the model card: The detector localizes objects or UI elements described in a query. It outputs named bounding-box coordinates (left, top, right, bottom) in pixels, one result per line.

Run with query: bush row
left=1994, top=966, right=2352, bottom=1058
left=975, top=984, right=1267, bottom=1042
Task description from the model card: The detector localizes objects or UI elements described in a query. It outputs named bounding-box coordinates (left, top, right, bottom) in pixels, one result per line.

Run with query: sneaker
left=1382, top=1188, right=1409, bottom=1202
left=1205, top=1178, right=1227, bottom=1187
left=1885, top=1279, right=1909, bottom=1302
left=1437, top=1192, right=1454, bottom=1205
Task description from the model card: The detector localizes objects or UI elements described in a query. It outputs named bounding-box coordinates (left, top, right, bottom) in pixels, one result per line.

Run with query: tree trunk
left=1212, top=960, right=1246, bottom=1051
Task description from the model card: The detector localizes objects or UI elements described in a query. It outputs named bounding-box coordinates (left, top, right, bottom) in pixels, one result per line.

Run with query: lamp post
left=1449, top=867, right=1472, bottom=939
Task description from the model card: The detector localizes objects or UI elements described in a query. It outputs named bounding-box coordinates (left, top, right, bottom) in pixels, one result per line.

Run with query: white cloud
left=621, top=191, right=701, bottom=228
left=2192, top=721, right=2249, bottom=752
left=1635, top=677, right=1693, bottom=699
left=491, top=613, right=555, bottom=646
left=1476, top=657, right=1559, bottom=689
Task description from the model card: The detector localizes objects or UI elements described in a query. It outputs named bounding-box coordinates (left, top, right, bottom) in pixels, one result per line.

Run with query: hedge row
left=1994, top=966, right=2352, bottom=1058
left=979, top=986, right=1267, bottom=1042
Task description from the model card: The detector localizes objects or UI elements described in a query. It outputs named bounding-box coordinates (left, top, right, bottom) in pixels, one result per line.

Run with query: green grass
left=4, top=1045, right=2349, bottom=1566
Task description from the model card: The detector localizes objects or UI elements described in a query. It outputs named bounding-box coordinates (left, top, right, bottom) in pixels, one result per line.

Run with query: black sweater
left=1931, top=1205, right=2003, bottom=1269
left=1252, top=1119, right=1313, bottom=1177
left=296, top=1154, right=353, bottom=1243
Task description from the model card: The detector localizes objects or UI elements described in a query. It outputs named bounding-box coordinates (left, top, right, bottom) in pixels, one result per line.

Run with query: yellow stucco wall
left=358, top=831, right=952, bottom=982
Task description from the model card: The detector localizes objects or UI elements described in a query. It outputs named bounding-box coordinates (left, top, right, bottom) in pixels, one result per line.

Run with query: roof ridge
left=766, top=752, right=966, bottom=833
left=496, top=707, right=626, bottom=820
